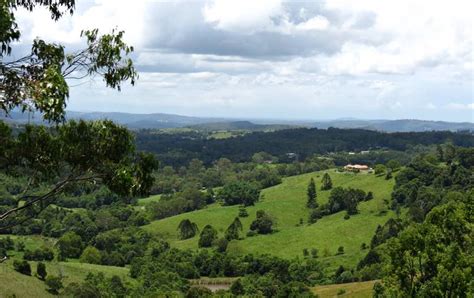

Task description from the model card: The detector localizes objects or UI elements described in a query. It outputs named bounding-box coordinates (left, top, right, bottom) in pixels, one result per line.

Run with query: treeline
left=135, top=127, right=474, bottom=166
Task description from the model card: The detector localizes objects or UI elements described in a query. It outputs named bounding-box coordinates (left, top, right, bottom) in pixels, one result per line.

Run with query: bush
left=198, top=225, right=218, bottom=248
left=23, top=247, right=54, bottom=261
left=45, top=275, right=63, bottom=294
left=336, top=246, right=344, bottom=255
left=230, top=279, right=245, bottom=295
left=37, top=262, right=47, bottom=280
left=186, top=286, right=212, bottom=298
left=343, top=213, right=350, bottom=220
left=238, top=207, right=249, bottom=217
left=214, top=238, right=228, bottom=253
left=249, top=210, right=274, bottom=234
left=218, top=181, right=260, bottom=206
left=80, top=246, right=102, bottom=264
left=13, top=260, right=31, bottom=275
left=308, top=208, right=325, bottom=224
left=57, top=231, right=83, bottom=259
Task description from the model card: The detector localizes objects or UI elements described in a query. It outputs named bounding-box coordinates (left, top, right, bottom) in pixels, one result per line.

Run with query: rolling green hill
left=143, top=170, right=396, bottom=270
left=0, top=235, right=131, bottom=297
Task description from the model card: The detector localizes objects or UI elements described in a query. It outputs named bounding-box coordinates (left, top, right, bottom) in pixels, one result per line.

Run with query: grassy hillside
left=0, top=261, right=130, bottom=297
left=0, top=235, right=131, bottom=297
left=143, top=170, right=395, bottom=270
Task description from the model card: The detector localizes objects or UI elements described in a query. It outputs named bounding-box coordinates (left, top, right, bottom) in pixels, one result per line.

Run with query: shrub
left=218, top=181, right=260, bottom=206
left=37, top=262, right=47, bottom=280
left=23, top=247, right=54, bottom=261
left=238, top=207, right=249, bottom=217
left=199, top=225, right=218, bottom=248
left=214, top=238, right=228, bottom=253
left=13, top=260, right=31, bottom=275
left=303, top=248, right=309, bottom=257
left=186, top=286, right=212, bottom=298
left=230, top=279, right=245, bottom=295
left=336, top=246, right=345, bottom=255
left=45, top=275, right=63, bottom=294
left=80, top=246, right=101, bottom=264
left=249, top=210, right=274, bottom=234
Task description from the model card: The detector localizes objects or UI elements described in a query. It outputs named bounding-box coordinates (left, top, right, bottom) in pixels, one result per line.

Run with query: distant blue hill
left=1, top=110, right=472, bottom=133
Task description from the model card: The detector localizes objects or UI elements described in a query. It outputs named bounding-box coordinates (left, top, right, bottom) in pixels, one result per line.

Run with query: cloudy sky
left=15, top=0, right=473, bottom=121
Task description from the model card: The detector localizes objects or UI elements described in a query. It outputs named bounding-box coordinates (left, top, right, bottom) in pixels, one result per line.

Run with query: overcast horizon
left=15, top=0, right=473, bottom=122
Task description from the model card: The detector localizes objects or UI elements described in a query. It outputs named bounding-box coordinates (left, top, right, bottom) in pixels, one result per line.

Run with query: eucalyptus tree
left=178, top=219, right=199, bottom=240
left=306, top=178, right=317, bottom=208
left=0, top=1, right=157, bottom=226
left=225, top=217, right=243, bottom=241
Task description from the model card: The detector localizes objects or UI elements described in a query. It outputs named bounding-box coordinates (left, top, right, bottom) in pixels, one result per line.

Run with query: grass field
left=0, top=235, right=132, bottom=297
left=143, top=169, right=395, bottom=270
left=0, top=257, right=130, bottom=297
left=312, top=280, right=377, bottom=297
left=137, top=193, right=161, bottom=206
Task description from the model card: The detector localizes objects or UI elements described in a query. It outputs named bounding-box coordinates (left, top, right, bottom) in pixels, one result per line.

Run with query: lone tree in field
left=250, top=210, right=274, bottom=235
left=321, top=173, right=333, bottom=190
left=225, top=217, right=243, bottom=241
left=36, top=262, right=47, bottom=280
left=198, top=225, right=217, bottom=247
left=178, top=219, right=199, bottom=240
left=0, top=1, right=158, bottom=226
left=306, top=178, right=318, bottom=208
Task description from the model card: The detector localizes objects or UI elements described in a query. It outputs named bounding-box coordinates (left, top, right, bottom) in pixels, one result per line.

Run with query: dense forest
left=135, top=128, right=474, bottom=166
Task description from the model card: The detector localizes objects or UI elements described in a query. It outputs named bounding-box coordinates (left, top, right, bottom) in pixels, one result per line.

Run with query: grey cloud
left=141, top=1, right=384, bottom=60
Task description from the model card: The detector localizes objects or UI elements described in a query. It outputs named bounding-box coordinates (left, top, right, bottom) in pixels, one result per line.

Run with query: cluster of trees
left=184, top=211, right=274, bottom=251
left=0, top=120, right=158, bottom=230
left=147, top=187, right=210, bottom=220
left=352, top=146, right=474, bottom=296
left=219, top=181, right=261, bottom=206
left=308, top=186, right=371, bottom=223
left=128, top=244, right=324, bottom=296
left=151, top=158, right=282, bottom=195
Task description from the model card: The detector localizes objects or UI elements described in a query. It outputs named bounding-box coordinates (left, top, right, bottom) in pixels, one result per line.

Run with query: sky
left=14, top=0, right=474, bottom=122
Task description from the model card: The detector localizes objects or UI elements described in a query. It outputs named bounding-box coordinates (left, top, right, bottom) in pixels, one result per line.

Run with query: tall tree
left=321, top=173, right=333, bottom=190
left=0, top=1, right=156, bottom=226
left=382, top=201, right=473, bottom=297
left=198, top=225, right=217, bottom=247
left=0, top=120, right=158, bottom=226
left=306, top=178, right=318, bottom=208
left=0, top=0, right=137, bottom=122
left=225, top=217, right=243, bottom=241
left=177, top=219, right=199, bottom=240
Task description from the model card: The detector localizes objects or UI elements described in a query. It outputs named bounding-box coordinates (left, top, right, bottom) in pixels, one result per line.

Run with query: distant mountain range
left=311, top=119, right=474, bottom=133
left=1, top=110, right=473, bottom=133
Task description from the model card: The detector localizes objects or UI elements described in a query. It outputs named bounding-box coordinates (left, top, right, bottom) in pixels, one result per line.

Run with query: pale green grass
left=0, top=235, right=132, bottom=297
left=209, top=131, right=234, bottom=139
left=137, top=194, right=161, bottom=206
left=312, top=280, right=377, bottom=297
left=0, top=258, right=130, bottom=298
left=143, top=170, right=395, bottom=270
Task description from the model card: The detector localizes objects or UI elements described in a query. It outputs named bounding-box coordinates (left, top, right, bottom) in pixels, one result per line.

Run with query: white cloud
left=447, top=103, right=474, bottom=110
left=203, top=0, right=283, bottom=33
left=10, top=0, right=474, bottom=121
